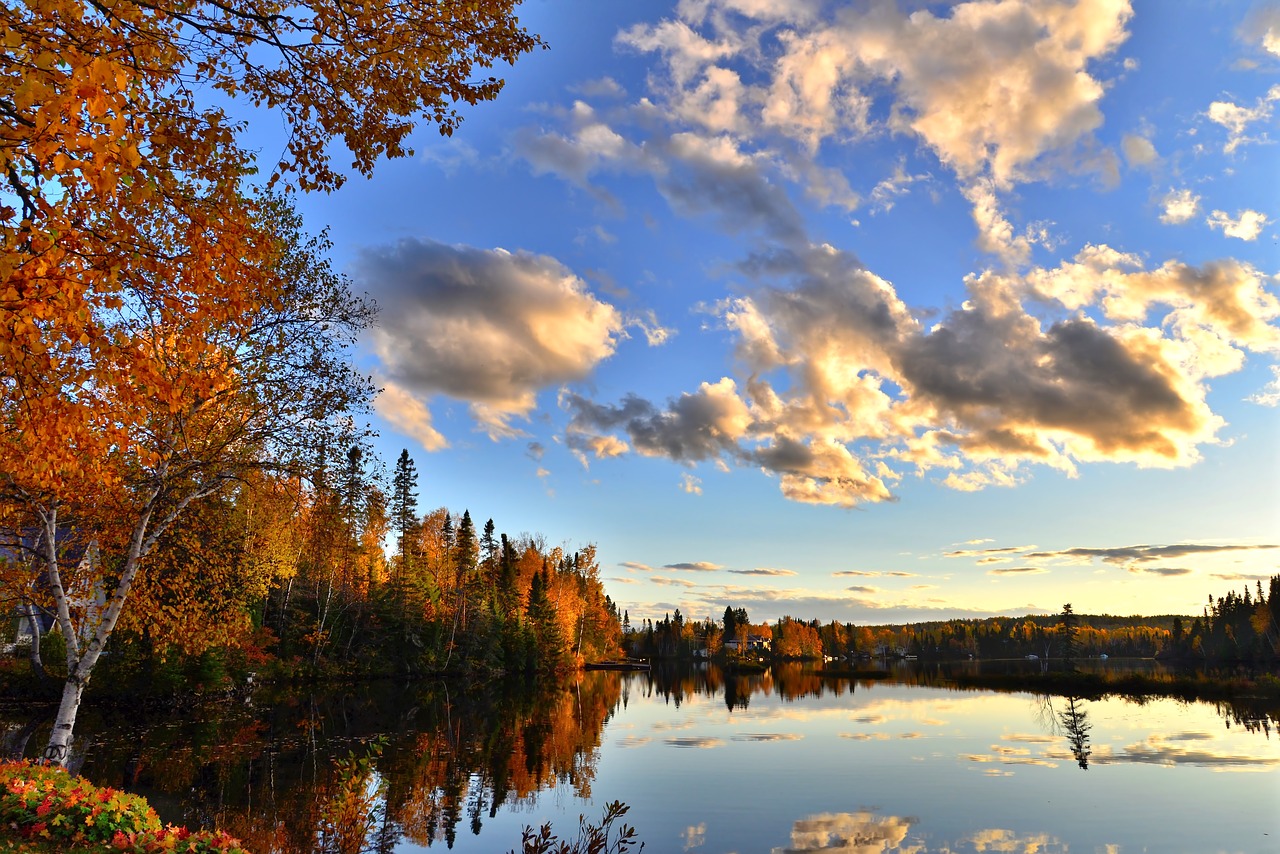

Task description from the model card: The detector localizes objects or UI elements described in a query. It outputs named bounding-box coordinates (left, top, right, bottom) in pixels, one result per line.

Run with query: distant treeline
left=627, top=576, right=1280, bottom=664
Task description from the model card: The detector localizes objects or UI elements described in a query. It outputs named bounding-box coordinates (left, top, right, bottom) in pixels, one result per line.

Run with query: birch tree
left=0, top=199, right=375, bottom=762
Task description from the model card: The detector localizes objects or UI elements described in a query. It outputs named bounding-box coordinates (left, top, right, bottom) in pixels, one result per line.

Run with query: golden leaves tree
left=2, top=197, right=376, bottom=762
left=2, top=0, right=543, bottom=763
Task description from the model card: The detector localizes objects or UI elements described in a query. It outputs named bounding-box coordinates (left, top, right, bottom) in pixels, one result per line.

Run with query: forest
left=1, top=446, right=625, bottom=690
left=628, top=575, right=1280, bottom=665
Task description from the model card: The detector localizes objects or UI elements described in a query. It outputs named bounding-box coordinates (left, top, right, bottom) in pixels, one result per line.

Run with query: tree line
left=628, top=575, right=1280, bottom=665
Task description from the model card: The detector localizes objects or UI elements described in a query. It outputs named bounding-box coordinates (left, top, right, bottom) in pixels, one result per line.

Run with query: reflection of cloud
left=851, top=714, right=886, bottom=724
left=965, top=828, right=1062, bottom=853
left=963, top=750, right=1058, bottom=768
left=665, top=737, right=726, bottom=749
left=731, top=733, right=803, bottom=742
left=1048, top=734, right=1280, bottom=770
left=839, top=732, right=890, bottom=741
left=651, top=719, right=697, bottom=732
left=1001, top=734, right=1058, bottom=744
left=616, top=736, right=652, bottom=748
left=773, top=811, right=916, bottom=854
left=898, top=732, right=923, bottom=739
left=683, top=823, right=706, bottom=851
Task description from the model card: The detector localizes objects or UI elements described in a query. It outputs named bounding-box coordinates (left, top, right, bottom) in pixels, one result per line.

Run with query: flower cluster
left=0, top=761, right=247, bottom=852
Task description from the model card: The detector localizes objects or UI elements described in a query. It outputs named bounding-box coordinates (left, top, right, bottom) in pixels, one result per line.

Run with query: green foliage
left=511, top=800, right=643, bottom=854
left=0, top=760, right=246, bottom=852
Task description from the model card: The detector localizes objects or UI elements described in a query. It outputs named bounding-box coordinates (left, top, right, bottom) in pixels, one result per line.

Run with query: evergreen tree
left=1058, top=603, right=1080, bottom=670
left=390, top=450, right=419, bottom=566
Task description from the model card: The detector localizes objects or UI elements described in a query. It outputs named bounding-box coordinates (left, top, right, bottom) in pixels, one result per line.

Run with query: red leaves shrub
left=0, top=760, right=248, bottom=852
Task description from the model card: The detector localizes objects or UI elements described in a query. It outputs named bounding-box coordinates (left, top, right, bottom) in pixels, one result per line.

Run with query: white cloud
left=1248, top=365, right=1280, bottom=406
left=1159, top=188, right=1200, bottom=224
left=680, top=473, right=703, bottom=495
left=375, top=379, right=449, bottom=452
left=1206, top=85, right=1280, bottom=153
left=1206, top=209, right=1271, bottom=241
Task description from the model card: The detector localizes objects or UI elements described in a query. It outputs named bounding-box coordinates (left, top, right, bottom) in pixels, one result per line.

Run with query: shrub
left=0, top=760, right=247, bottom=853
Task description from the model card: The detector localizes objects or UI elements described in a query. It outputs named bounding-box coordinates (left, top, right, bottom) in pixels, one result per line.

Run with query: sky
left=273, top=0, right=1279, bottom=626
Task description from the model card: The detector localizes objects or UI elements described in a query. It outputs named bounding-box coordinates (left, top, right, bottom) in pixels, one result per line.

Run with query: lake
left=4, top=663, right=1278, bottom=853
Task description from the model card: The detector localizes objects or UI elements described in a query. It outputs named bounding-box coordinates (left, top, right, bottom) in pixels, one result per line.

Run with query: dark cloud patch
left=1025, top=543, right=1279, bottom=565
left=355, top=239, right=623, bottom=437
left=664, top=737, right=725, bottom=749
left=728, top=568, right=798, bottom=576
left=1128, top=566, right=1193, bottom=577
left=562, top=379, right=750, bottom=463
left=987, top=567, right=1048, bottom=575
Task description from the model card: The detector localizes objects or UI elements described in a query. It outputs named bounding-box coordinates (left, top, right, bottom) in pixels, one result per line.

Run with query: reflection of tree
left=17, top=675, right=621, bottom=853
left=724, top=675, right=751, bottom=712
left=1058, top=696, right=1092, bottom=770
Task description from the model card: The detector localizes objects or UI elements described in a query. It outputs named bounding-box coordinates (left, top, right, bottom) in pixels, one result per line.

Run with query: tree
left=390, top=450, right=420, bottom=574
left=0, top=198, right=376, bottom=763
left=1058, top=604, right=1080, bottom=670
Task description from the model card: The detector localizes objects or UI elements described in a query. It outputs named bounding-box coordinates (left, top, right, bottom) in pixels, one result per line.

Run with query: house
left=723, top=633, right=772, bottom=653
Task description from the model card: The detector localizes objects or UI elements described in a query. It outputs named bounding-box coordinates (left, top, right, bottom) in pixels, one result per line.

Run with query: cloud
left=1158, top=188, right=1200, bottom=224
left=833, top=570, right=880, bottom=577
left=1128, top=566, right=1193, bottom=577
left=1026, top=542, right=1279, bottom=564
left=679, top=473, right=703, bottom=495
left=620, top=561, right=655, bottom=572
left=1206, top=209, right=1270, bottom=241
left=651, top=576, right=699, bottom=588
left=1121, top=133, right=1158, bottom=167
left=945, top=545, right=1034, bottom=558
left=1241, top=5, right=1280, bottom=57
left=664, top=561, right=723, bottom=572
left=375, top=379, right=449, bottom=452
left=1206, top=85, right=1280, bottom=153
left=987, top=567, right=1048, bottom=575
left=515, top=2, right=1280, bottom=508
left=356, top=239, right=624, bottom=440
left=845, top=585, right=879, bottom=594
left=1248, top=365, right=1280, bottom=406
left=729, top=568, right=799, bottom=577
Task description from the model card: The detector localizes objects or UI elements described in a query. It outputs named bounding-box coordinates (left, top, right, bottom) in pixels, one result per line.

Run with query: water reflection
left=0, top=662, right=1275, bottom=852
left=777, top=811, right=916, bottom=853
left=1057, top=696, right=1091, bottom=769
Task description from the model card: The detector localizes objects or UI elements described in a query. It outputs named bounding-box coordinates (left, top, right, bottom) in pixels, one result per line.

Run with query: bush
left=0, top=760, right=247, bottom=853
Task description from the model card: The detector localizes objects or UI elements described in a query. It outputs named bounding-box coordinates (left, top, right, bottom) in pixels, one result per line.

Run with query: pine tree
left=390, top=450, right=419, bottom=567
left=1058, top=603, right=1080, bottom=670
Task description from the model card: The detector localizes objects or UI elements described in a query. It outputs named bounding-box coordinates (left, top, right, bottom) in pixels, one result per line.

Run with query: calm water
left=3, top=664, right=1278, bottom=853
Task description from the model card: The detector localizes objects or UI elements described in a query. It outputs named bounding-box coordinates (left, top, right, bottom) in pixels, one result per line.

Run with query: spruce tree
left=390, top=449, right=419, bottom=566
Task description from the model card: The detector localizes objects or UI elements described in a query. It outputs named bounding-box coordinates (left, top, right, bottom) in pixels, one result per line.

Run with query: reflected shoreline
left=0, top=662, right=1274, bottom=852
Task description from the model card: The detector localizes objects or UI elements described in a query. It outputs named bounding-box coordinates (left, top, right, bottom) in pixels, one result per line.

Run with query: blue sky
left=278, top=0, right=1278, bottom=624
